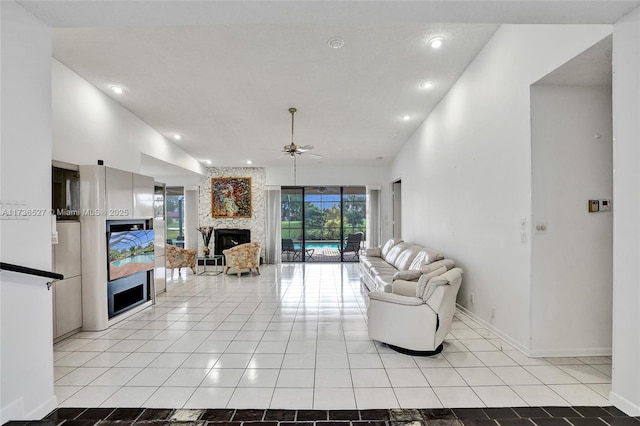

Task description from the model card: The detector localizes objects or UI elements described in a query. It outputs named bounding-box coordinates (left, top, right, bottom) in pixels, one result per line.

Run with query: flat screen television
left=107, top=229, right=155, bottom=281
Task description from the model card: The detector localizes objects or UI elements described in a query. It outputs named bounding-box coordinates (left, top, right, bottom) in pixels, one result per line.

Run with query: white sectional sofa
left=359, top=238, right=454, bottom=292
left=361, top=238, right=463, bottom=354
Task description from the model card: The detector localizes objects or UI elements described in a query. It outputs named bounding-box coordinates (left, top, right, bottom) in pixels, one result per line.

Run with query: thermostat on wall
left=588, top=199, right=612, bottom=212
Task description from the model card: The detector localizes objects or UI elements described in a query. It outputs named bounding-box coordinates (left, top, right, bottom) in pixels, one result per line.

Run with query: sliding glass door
left=281, top=186, right=366, bottom=262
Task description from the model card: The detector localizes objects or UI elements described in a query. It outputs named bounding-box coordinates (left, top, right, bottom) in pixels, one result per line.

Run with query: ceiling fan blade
left=298, top=145, right=314, bottom=151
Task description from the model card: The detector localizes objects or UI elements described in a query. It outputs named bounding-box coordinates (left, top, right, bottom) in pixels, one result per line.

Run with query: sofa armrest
left=368, top=291, right=424, bottom=306
left=392, top=269, right=422, bottom=282
left=364, top=247, right=382, bottom=257
left=391, top=280, right=419, bottom=297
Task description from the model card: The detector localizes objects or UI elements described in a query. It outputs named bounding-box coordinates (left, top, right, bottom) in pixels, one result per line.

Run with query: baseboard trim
left=527, top=347, right=612, bottom=357
left=0, top=395, right=56, bottom=423
left=455, top=304, right=531, bottom=355
left=26, top=395, right=57, bottom=421
left=610, top=391, right=640, bottom=416
left=0, top=397, right=23, bottom=424
left=455, top=305, right=611, bottom=358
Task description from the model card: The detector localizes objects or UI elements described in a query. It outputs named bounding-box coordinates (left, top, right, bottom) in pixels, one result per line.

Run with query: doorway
left=281, top=186, right=366, bottom=262
left=392, top=179, right=402, bottom=238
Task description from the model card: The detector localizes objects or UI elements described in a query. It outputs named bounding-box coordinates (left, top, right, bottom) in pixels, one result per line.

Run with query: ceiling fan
left=283, top=107, right=321, bottom=158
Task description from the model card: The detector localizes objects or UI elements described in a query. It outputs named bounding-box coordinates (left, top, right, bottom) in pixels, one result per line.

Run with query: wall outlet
left=470, top=293, right=475, bottom=304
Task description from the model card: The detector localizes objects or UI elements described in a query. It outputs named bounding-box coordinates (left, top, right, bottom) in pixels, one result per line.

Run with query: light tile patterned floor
left=53, top=263, right=612, bottom=409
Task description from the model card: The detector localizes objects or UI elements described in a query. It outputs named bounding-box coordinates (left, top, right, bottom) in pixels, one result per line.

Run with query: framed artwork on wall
left=211, top=177, right=252, bottom=218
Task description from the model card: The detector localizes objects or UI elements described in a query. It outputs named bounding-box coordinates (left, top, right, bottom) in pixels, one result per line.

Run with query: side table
left=196, top=255, right=224, bottom=276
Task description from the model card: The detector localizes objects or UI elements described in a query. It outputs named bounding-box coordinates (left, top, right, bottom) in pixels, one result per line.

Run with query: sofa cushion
left=369, top=265, right=397, bottom=277
left=409, top=247, right=444, bottom=270
left=365, top=247, right=382, bottom=257
left=420, top=258, right=455, bottom=274
left=374, top=273, right=397, bottom=290
left=381, top=238, right=403, bottom=259
left=392, top=245, right=422, bottom=271
left=393, top=269, right=422, bottom=282
left=384, top=242, right=411, bottom=265
left=361, top=257, right=392, bottom=275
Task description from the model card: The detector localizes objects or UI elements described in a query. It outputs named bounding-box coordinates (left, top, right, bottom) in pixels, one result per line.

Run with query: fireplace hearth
left=214, top=229, right=251, bottom=256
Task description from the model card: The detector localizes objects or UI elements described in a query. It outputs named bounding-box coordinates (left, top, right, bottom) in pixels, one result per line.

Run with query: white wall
left=52, top=59, right=206, bottom=178
left=391, top=25, right=611, bottom=350
left=611, top=6, right=640, bottom=416
left=0, top=1, right=57, bottom=421
left=530, top=85, right=612, bottom=355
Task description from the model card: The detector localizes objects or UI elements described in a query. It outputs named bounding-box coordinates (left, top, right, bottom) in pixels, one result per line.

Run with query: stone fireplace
left=214, top=229, right=251, bottom=256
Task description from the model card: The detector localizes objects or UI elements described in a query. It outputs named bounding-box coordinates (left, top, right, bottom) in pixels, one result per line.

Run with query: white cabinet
left=52, top=221, right=83, bottom=340
left=79, top=165, right=155, bottom=331
left=133, top=173, right=154, bottom=218
left=55, top=276, right=83, bottom=337
left=105, top=167, right=134, bottom=219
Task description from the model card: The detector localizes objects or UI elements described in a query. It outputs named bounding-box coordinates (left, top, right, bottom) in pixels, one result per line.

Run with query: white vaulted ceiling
left=18, top=1, right=640, bottom=169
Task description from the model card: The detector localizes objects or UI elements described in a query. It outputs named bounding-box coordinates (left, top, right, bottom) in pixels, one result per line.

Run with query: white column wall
left=0, top=1, right=57, bottom=421
left=611, top=5, right=640, bottom=416
left=530, top=85, right=613, bottom=356
left=391, top=24, right=611, bottom=350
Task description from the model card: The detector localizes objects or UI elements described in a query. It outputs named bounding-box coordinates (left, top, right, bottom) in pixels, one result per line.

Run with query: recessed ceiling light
left=109, top=85, right=125, bottom=94
left=172, top=134, right=182, bottom=141
left=402, top=115, right=412, bottom=121
left=428, top=37, right=444, bottom=49
left=205, top=160, right=212, bottom=165
left=327, top=37, right=345, bottom=49
left=246, top=160, right=252, bottom=165
left=420, top=81, right=434, bottom=89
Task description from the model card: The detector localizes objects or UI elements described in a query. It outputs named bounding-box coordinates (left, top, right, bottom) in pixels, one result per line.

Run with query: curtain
left=264, top=186, right=282, bottom=263
left=366, top=186, right=381, bottom=249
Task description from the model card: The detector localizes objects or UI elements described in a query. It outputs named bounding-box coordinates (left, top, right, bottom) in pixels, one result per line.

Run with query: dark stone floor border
left=2, top=407, right=638, bottom=426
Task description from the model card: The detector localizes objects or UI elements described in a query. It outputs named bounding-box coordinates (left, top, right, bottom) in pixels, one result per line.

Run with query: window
left=281, top=186, right=366, bottom=262
left=166, top=187, right=185, bottom=247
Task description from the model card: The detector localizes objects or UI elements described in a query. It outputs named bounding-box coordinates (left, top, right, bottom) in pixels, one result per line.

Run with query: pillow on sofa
left=392, top=245, right=423, bottom=271
left=392, top=269, right=422, bottom=282
left=384, top=242, right=411, bottom=265
left=409, top=247, right=444, bottom=270
left=393, top=266, right=447, bottom=297
left=381, top=238, right=403, bottom=259
left=420, top=258, right=455, bottom=274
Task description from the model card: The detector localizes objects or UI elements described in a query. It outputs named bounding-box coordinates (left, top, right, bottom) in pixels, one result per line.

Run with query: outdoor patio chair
left=341, top=233, right=363, bottom=260
left=281, top=238, right=302, bottom=261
